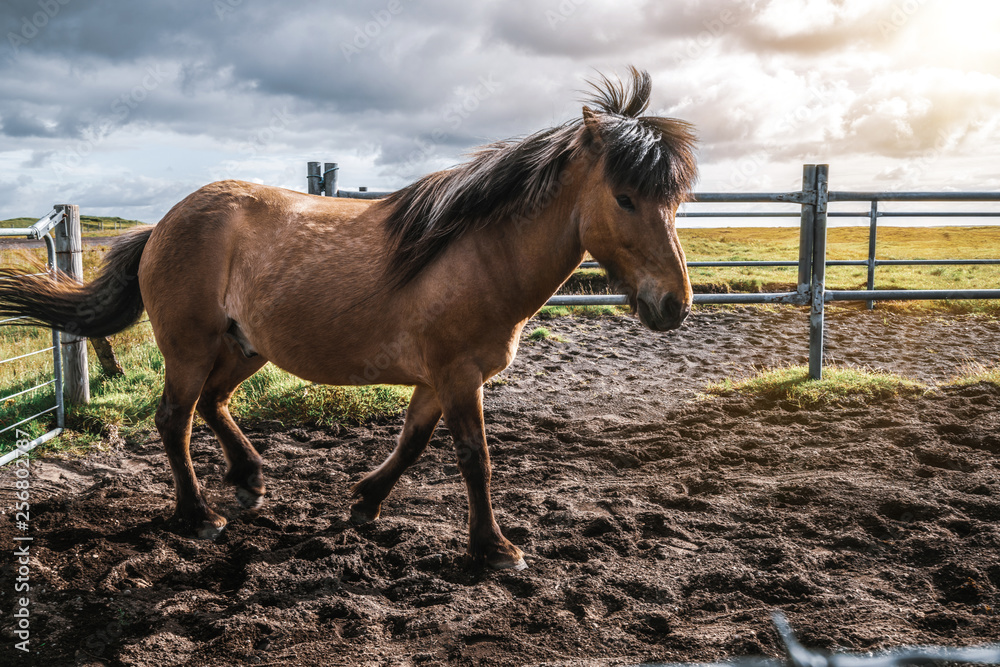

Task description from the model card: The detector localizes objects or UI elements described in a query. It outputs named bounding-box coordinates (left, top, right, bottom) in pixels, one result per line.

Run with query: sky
left=1, top=0, right=999, bottom=224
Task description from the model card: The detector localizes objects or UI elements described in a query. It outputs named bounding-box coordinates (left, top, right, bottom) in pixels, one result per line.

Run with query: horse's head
left=574, top=69, right=698, bottom=332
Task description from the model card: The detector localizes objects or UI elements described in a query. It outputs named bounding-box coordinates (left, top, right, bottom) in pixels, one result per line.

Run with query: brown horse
left=0, top=68, right=696, bottom=570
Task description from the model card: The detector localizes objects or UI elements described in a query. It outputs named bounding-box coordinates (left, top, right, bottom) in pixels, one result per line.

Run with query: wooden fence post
left=54, top=204, right=90, bottom=404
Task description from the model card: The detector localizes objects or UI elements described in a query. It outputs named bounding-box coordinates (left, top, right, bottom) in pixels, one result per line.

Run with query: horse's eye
left=615, top=195, right=635, bottom=212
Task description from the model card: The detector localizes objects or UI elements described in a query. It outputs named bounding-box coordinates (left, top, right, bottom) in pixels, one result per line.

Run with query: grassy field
left=1, top=215, right=148, bottom=237
left=682, top=226, right=1000, bottom=306
left=2, top=225, right=1000, bottom=456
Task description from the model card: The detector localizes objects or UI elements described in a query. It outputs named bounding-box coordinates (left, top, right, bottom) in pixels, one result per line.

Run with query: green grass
left=526, top=326, right=570, bottom=343
left=536, top=305, right=627, bottom=320
left=0, top=322, right=411, bottom=458
left=703, top=365, right=929, bottom=407
left=947, top=361, right=1000, bottom=387
left=527, top=327, right=552, bottom=341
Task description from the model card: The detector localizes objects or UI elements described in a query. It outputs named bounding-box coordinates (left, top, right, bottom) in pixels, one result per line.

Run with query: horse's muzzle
left=637, top=293, right=690, bottom=331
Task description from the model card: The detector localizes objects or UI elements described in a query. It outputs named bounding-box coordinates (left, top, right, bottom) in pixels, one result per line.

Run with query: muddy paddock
left=1, top=307, right=999, bottom=666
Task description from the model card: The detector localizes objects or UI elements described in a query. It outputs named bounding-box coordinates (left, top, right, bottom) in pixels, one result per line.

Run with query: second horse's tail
left=0, top=227, right=152, bottom=337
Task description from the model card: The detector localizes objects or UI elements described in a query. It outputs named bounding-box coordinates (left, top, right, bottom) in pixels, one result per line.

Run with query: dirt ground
left=1, top=306, right=999, bottom=666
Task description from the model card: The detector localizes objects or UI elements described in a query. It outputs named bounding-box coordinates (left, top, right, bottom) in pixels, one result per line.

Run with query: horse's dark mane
left=381, top=66, right=698, bottom=288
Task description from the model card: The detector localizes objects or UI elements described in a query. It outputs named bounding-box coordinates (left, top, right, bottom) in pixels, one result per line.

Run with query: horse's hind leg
left=196, top=341, right=268, bottom=510
left=350, top=385, right=442, bottom=524
left=156, top=349, right=227, bottom=540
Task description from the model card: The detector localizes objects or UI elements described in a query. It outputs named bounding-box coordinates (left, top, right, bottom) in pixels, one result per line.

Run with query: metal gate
left=0, top=208, right=68, bottom=465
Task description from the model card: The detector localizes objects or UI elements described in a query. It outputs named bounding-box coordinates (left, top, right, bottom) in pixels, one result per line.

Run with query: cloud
left=835, top=69, right=1000, bottom=158
left=2, top=0, right=1000, bottom=220
left=734, top=0, right=904, bottom=54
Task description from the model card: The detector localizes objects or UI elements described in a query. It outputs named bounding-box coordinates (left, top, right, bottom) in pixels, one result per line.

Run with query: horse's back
left=138, top=180, right=403, bottom=378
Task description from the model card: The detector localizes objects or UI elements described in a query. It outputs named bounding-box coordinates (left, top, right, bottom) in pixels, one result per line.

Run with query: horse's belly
left=247, top=317, right=426, bottom=387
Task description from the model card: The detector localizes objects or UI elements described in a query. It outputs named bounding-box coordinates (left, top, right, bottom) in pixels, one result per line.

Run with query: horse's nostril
left=660, top=294, right=688, bottom=325
left=637, top=293, right=689, bottom=331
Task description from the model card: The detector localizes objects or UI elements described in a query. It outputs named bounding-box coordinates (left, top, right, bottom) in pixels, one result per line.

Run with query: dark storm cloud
left=1, top=0, right=547, bottom=147
left=0, top=109, right=55, bottom=137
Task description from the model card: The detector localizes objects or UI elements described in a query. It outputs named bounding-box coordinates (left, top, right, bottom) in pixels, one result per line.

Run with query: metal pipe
left=875, top=259, right=1000, bottom=265
left=0, top=405, right=59, bottom=435
left=0, top=228, right=38, bottom=237
left=874, top=211, right=1000, bottom=217
left=677, top=212, right=802, bottom=218
left=830, top=191, right=1000, bottom=202
left=307, top=162, right=322, bottom=195
left=546, top=294, right=628, bottom=306
left=336, top=190, right=391, bottom=199
left=581, top=261, right=803, bottom=269
left=690, top=261, right=798, bottom=268
left=32, top=209, right=63, bottom=237
left=867, top=200, right=878, bottom=310
left=545, top=292, right=809, bottom=307
left=322, top=163, right=339, bottom=197
left=689, top=192, right=811, bottom=204
left=44, top=231, right=64, bottom=429
left=695, top=292, right=807, bottom=305
left=828, top=289, right=1000, bottom=301
left=798, top=165, right=817, bottom=305
left=0, top=210, right=62, bottom=239
left=1, top=379, right=57, bottom=403
left=0, top=428, right=63, bottom=466
left=0, top=346, right=56, bottom=364
left=809, top=165, right=829, bottom=380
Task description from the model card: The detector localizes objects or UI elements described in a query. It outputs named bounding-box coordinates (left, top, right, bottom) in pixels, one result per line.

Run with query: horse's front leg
left=441, top=383, right=526, bottom=570
left=350, top=384, right=442, bottom=523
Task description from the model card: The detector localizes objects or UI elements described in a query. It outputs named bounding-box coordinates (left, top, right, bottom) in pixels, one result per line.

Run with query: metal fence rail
left=637, top=613, right=1000, bottom=667
left=0, top=209, right=66, bottom=465
left=305, top=163, right=1000, bottom=379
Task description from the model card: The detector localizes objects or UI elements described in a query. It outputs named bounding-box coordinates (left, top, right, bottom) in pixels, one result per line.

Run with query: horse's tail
left=0, top=227, right=152, bottom=338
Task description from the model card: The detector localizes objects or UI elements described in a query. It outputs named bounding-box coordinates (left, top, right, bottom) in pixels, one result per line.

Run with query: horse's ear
left=582, top=106, right=604, bottom=148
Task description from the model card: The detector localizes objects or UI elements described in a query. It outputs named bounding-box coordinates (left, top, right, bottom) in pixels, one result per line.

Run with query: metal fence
left=309, top=162, right=1000, bottom=379
left=0, top=208, right=67, bottom=465
left=636, top=613, right=1000, bottom=667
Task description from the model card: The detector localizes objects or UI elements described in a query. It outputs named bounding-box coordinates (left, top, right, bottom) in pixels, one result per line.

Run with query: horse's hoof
left=487, top=556, right=528, bottom=570
left=349, top=502, right=380, bottom=525
left=235, top=487, right=264, bottom=510
left=196, top=516, right=227, bottom=541
left=489, top=555, right=528, bottom=571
